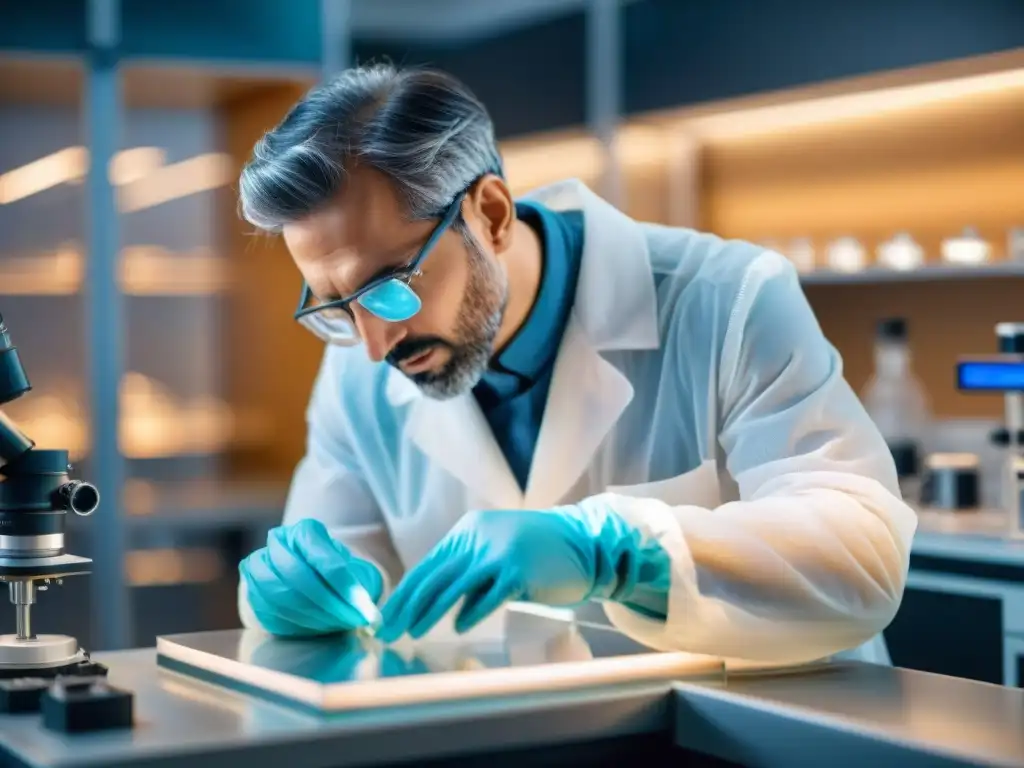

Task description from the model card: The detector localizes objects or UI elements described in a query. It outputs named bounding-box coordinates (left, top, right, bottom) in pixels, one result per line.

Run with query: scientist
left=235, top=64, right=917, bottom=665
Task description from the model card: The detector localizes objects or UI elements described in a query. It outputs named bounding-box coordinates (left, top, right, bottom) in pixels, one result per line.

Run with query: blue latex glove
left=239, top=518, right=384, bottom=637
left=377, top=504, right=671, bottom=643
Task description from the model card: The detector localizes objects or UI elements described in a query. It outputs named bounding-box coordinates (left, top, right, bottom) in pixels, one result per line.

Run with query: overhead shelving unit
left=799, top=262, right=1024, bottom=286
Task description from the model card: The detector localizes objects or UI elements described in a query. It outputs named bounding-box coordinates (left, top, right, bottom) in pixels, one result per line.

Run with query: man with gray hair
left=237, top=63, right=916, bottom=665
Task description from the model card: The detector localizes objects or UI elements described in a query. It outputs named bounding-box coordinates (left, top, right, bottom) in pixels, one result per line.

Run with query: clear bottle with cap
left=862, top=318, right=932, bottom=502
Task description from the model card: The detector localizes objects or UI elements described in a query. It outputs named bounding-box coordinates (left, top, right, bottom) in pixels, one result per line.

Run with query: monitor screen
left=957, top=360, right=1024, bottom=392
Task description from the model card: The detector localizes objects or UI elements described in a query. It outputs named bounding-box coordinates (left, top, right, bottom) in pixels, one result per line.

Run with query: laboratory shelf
left=126, top=480, right=288, bottom=527
left=800, top=262, right=1024, bottom=285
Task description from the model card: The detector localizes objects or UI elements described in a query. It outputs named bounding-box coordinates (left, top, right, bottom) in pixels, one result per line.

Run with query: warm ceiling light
left=120, top=245, right=229, bottom=295
left=501, top=133, right=605, bottom=193
left=108, top=147, right=165, bottom=186
left=617, top=124, right=673, bottom=168
left=682, top=67, right=1024, bottom=142
left=0, top=146, right=170, bottom=202
left=118, top=152, right=234, bottom=213
left=0, top=147, right=88, bottom=203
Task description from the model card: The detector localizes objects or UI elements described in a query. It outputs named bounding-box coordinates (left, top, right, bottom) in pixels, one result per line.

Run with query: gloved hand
left=239, top=518, right=384, bottom=637
left=377, top=503, right=671, bottom=643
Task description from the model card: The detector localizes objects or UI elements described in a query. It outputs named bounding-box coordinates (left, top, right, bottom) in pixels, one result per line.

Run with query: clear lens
left=297, top=278, right=422, bottom=345
left=298, top=311, right=359, bottom=346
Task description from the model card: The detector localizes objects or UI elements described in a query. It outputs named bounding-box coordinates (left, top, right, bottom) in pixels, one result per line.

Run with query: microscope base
left=0, top=634, right=84, bottom=671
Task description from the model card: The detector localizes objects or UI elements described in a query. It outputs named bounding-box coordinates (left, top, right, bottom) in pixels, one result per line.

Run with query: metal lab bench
left=0, top=648, right=1022, bottom=768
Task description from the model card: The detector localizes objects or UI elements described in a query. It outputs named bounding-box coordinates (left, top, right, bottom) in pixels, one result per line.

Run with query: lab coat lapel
left=524, top=316, right=634, bottom=507
left=520, top=179, right=661, bottom=507
left=389, top=372, right=523, bottom=510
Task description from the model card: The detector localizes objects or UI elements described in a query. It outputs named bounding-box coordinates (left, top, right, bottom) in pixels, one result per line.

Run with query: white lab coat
left=239, top=179, right=917, bottom=666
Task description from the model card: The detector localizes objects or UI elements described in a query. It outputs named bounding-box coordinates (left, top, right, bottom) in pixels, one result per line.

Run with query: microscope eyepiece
left=59, top=481, right=100, bottom=517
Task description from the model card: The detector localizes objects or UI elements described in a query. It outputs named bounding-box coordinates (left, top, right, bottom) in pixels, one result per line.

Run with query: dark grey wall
left=4, top=0, right=1024, bottom=136
left=360, top=0, right=1024, bottom=137
left=353, top=12, right=588, bottom=139
left=623, top=0, right=1024, bottom=114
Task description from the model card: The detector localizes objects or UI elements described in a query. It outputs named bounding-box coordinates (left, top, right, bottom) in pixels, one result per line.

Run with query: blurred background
left=1, top=0, right=1023, bottom=683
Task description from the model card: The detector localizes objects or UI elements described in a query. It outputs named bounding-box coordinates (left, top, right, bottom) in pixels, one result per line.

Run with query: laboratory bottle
left=861, top=318, right=931, bottom=503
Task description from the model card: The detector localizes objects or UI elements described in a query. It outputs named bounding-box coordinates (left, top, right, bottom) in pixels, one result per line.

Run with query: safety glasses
left=293, top=190, right=466, bottom=346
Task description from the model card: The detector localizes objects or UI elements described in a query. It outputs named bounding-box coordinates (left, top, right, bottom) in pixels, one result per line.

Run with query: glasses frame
left=293, top=189, right=468, bottom=325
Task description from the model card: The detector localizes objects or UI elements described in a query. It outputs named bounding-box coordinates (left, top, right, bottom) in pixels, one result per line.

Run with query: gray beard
left=409, top=234, right=507, bottom=400
left=410, top=305, right=502, bottom=399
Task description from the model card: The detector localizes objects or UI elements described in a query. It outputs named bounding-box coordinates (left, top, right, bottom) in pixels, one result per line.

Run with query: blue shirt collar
left=474, top=200, right=584, bottom=402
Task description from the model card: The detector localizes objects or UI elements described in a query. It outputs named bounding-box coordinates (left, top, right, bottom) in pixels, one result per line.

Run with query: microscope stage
left=0, top=554, right=91, bottom=579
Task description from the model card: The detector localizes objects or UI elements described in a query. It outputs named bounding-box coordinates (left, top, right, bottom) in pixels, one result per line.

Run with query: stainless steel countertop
left=1, top=648, right=1023, bottom=768
left=681, top=663, right=1024, bottom=767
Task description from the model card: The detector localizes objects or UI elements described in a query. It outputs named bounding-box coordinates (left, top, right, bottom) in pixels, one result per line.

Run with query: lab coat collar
left=520, top=178, right=660, bottom=353
left=386, top=178, right=660, bottom=407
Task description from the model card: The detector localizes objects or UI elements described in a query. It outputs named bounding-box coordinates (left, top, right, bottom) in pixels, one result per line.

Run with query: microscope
left=957, top=322, right=1024, bottom=534
left=0, top=312, right=102, bottom=677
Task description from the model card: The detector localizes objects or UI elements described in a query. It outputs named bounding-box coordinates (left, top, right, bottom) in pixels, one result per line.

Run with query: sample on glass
left=155, top=621, right=724, bottom=712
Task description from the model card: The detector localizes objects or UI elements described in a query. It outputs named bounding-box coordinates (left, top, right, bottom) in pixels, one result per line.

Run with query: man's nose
left=353, top=306, right=406, bottom=363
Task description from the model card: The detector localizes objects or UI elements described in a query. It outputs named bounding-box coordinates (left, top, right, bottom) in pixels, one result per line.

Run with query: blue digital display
left=957, top=361, right=1024, bottom=392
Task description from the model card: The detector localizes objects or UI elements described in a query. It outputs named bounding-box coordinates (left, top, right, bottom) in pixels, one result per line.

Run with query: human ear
left=464, top=174, right=515, bottom=254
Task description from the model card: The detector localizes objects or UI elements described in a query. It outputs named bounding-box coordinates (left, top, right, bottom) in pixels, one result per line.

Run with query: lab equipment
left=876, top=233, right=924, bottom=272
left=0, top=677, right=51, bottom=713
left=956, top=323, right=1024, bottom=535
left=40, top=677, right=133, bottom=733
left=377, top=505, right=671, bottom=642
left=0, top=313, right=105, bottom=678
left=1009, top=227, right=1024, bottom=263
left=862, top=318, right=931, bottom=502
left=786, top=238, right=816, bottom=273
left=941, top=227, right=990, bottom=266
left=920, top=453, right=980, bottom=511
left=826, top=236, right=866, bottom=272
left=254, top=179, right=915, bottom=666
left=239, top=518, right=384, bottom=637
left=157, top=609, right=724, bottom=713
